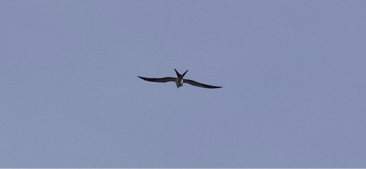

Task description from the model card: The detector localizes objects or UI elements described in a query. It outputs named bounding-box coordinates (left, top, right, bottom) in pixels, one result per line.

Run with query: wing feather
left=184, top=79, right=222, bottom=89
left=138, top=76, right=176, bottom=83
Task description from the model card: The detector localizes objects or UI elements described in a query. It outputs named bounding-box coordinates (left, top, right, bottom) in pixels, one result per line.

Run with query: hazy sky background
left=1, top=0, right=366, bottom=167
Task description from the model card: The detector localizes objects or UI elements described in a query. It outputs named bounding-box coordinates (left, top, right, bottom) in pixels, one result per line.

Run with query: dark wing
left=184, top=79, right=222, bottom=89
left=138, top=76, right=176, bottom=83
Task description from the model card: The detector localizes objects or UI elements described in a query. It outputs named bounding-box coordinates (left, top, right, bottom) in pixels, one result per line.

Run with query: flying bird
left=138, top=69, right=222, bottom=89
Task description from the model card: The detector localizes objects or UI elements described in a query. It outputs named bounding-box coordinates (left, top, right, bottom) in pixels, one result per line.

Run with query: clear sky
left=1, top=0, right=366, bottom=167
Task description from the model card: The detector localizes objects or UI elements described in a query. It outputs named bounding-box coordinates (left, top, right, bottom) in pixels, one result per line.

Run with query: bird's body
left=138, top=69, right=222, bottom=89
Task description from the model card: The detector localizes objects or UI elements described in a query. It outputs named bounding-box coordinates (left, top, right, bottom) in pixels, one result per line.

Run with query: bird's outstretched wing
left=138, top=76, right=176, bottom=83
left=184, top=79, right=222, bottom=89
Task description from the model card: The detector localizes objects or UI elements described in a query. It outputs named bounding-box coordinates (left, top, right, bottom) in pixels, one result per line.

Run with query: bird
left=138, top=69, right=222, bottom=89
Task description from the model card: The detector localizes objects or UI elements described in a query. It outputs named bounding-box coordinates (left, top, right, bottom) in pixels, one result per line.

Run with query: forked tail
left=174, top=69, right=188, bottom=77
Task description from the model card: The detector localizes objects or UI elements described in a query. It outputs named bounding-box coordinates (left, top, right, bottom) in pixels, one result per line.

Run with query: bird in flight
left=138, top=69, right=222, bottom=89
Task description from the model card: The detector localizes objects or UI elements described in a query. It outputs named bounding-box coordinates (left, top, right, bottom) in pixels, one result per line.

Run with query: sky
left=1, top=0, right=366, bottom=167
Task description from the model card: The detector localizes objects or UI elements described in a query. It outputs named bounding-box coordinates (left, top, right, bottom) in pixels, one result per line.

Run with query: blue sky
left=1, top=0, right=366, bottom=167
